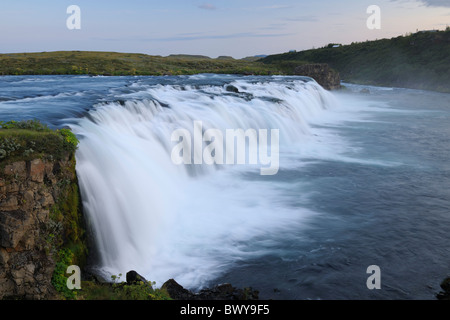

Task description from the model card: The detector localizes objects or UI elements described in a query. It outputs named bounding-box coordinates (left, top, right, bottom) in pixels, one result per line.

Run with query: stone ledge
left=293, top=63, right=341, bottom=90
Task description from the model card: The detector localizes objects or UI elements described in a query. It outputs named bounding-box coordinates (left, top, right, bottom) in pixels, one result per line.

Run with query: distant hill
left=0, top=51, right=276, bottom=76
left=241, top=55, right=267, bottom=62
left=261, top=28, right=450, bottom=92
left=167, top=54, right=211, bottom=60
left=217, top=56, right=235, bottom=60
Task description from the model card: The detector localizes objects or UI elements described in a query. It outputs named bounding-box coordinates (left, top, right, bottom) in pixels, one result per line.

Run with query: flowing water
left=1, top=74, right=449, bottom=299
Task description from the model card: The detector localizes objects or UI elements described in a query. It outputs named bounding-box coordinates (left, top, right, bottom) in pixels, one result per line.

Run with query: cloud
left=155, top=32, right=294, bottom=41
left=286, top=15, right=319, bottom=22
left=260, top=5, right=294, bottom=10
left=259, top=23, right=288, bottom=31
left=420, top=0, right=450, bottom=6
left=392, top=0, right=450, bottom=7
left=94, top=32, right=294, bottom=43
left=198, top=3, right=216, bottom=10
left=240, top=4, right=294, bottom=12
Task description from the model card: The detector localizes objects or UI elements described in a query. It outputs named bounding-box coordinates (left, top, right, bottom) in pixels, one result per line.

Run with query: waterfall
left=71, top=75, right=338, bottom=288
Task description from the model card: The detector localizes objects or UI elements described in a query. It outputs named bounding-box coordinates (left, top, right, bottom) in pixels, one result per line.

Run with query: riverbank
left=261, top=29, right=450, bottom=93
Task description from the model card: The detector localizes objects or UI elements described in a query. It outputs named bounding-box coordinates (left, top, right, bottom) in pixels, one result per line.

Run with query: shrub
left=51, top=248, right=78, bottom=300
left=0, top=119, right=50, bottom=131
left=58, top=128, right=79, bottom=152
left=0, top=120, right=79, bottom=162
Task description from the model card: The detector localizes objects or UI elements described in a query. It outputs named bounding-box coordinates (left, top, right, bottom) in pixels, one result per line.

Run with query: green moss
left=48, top=153, right=88, bottom=299
left=50, top=171, right=88, bottom=264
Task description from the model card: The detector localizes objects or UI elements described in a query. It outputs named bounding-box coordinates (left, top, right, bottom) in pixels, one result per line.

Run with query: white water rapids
left=71, top=75, right=346, bottom=288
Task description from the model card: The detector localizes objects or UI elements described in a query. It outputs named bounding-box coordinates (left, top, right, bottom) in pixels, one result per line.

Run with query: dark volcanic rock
left=225, top=85, right=240, bottom=93
left=293, top=63, right=341, bottom=90
left=441, top=277, right=450, bottom=292
left=0, top=155, right=79, bottom=300
left=161, top=278, right=259, bottom=300
left=161, top=279, right=195, bottom=300
left=197, top=283, right=259, bottom=300
left=126, top=270, right=148, bottom=285
left=437, top=276, right=450, bottom=300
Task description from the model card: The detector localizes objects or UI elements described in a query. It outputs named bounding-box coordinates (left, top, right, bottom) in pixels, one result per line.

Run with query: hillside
left=0, top=51, right=276, bottom=76
left=262, top=29, right=450, bottom=92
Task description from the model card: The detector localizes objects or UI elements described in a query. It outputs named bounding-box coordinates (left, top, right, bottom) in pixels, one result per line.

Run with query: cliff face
left=293, top=63, right=341, bottom=90
left=0, top=154, right=83, bottom=299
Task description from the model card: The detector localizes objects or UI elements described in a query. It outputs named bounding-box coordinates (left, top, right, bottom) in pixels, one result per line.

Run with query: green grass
left=0, top=120, right=78, bottom=164
left=78, top=279, right=172, bottom=300
left=0, top=51, right=279, bottom=76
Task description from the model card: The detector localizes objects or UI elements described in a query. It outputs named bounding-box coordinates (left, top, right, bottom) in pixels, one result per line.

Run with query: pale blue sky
left=1, top=0, right=449, bottom=58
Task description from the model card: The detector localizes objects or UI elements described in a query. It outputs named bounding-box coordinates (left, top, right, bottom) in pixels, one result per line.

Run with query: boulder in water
left=225, top=85, right=239, bottom=93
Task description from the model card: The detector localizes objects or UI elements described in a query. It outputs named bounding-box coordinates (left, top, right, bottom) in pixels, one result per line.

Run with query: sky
left=1, top=0, right=450, bottom=58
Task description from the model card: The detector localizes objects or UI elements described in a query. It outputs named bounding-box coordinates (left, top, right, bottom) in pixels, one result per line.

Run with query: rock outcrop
left=293, top=63, right=341, bottom=90
left=161, top=278, right=259, bottom=300
left=436, top=276, right=450, bottom=300
left=0, top=154, right=82, bottom=299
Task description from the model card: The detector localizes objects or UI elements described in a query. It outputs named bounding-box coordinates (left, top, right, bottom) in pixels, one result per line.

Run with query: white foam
left=71, top=76, right=383, bottom=288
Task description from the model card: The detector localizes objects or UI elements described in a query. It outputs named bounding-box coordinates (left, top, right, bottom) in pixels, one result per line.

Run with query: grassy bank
left=0, top=51, right=278, bottom=76
left=0, top=120, right=78, bottom=164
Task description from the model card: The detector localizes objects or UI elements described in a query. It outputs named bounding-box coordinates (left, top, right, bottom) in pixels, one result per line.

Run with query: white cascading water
left=71, top=76, right=340, bottom=288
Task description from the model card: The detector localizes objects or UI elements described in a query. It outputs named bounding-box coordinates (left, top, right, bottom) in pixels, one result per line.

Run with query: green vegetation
left=79, top=275, right=172, bottom=300
left=51, top=248, right=78, bottom=300
left=0, top=120, right=79, bottom=163
left=48, top=172, right=87, bottom=267
left=0, top=51, right=278, bottom=76
left=53, top=263, right=172, bottom=300
left=261, top=29, right=450, bottom=92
